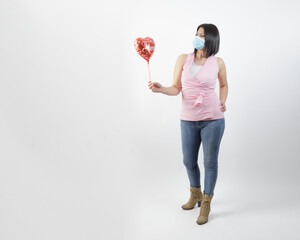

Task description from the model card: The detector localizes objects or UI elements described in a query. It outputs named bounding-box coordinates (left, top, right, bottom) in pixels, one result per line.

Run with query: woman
left=148, top=23, right=228, bottom=225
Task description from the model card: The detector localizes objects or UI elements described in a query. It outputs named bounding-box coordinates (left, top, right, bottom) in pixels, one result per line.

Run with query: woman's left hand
left=220, top=102, right=226, bottom=112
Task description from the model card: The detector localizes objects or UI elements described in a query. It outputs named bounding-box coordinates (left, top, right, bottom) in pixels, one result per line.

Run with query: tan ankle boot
left=181, top=187, right=203, bottom=210
left=196, top=193, right=213, bottom=224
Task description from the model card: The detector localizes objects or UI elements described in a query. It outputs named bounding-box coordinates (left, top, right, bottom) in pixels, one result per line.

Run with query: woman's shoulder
left=177, top=53, right=192, bottom=64
left=216, top=56, right=224, bottom=64
left=178, top=53, right=188, bottom=59
left=216, top=56, right=225, bottom=70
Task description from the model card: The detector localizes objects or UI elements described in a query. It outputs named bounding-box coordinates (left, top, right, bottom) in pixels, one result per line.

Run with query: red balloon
left=134, top=37, right=155, bottom=63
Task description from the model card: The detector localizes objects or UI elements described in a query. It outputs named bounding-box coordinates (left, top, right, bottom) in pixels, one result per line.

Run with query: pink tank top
left=180, top=52, right=225, bottom=121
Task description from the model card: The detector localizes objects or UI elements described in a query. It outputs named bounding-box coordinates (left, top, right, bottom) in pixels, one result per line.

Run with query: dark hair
left=193, top=23, right=220, bottom=58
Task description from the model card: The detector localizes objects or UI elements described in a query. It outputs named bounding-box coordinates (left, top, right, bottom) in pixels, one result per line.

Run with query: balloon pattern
left=134, top=37, right=155, bottom=63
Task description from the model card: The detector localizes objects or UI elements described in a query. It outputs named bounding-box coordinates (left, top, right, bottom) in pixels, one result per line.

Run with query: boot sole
left=196, top=221, right=208, bottom=225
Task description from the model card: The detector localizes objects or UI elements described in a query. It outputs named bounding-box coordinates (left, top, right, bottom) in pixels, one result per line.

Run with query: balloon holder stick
left=147, top=61, right=151, bottom=83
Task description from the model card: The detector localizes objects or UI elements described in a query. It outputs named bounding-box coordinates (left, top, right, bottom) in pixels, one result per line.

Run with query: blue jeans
left=180, top=118, right=225, bottom=196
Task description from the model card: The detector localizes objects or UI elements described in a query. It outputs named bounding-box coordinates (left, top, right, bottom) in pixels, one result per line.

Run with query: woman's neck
left=195, top=50, right=206, bottom=60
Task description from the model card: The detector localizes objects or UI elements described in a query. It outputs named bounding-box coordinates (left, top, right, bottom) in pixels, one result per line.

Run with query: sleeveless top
left=180, top=52, right=225, bottom=121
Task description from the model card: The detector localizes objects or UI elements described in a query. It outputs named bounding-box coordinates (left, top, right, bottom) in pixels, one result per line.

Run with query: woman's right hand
left=148, top=81, right=163, bottom=93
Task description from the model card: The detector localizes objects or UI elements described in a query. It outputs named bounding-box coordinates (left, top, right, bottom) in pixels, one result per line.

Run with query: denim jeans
left=180, top=118, right=225, bottom=196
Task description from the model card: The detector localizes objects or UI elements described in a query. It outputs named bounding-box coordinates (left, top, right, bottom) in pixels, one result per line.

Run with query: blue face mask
left=193, top=36, right=205, bottom=50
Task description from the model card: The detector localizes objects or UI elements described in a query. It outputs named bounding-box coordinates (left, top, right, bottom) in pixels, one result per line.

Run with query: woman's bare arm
left=217, top=57, right=228, bottom=104
left=161, top=54, right=187, bottom=96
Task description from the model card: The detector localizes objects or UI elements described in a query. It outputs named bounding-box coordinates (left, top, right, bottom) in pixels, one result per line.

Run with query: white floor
left=0, top=167, right=300, bottom=240
left=1, top=161, right=299, bottom=240
left=122, top=175, right=300, bottom=240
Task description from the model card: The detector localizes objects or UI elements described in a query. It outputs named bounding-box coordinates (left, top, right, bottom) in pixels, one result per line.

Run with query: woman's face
left=196, top=27, right=205, bottom=40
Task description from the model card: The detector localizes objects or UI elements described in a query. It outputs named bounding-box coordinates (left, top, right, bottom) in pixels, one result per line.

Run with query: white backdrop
left=1, top=0, right=299, bottom=239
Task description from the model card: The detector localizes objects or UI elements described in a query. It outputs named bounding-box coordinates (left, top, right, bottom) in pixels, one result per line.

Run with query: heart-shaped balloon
left=134, top=37, right=155, bottom=63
